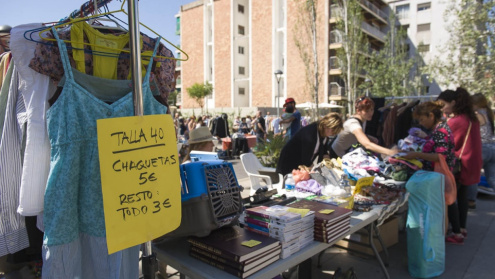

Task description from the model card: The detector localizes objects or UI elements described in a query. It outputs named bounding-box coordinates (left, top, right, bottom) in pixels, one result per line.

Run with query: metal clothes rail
left=59, top=0, right=114, bottom=24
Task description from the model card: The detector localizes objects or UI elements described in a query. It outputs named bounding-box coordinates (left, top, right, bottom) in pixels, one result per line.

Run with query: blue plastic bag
left=406, top=170, right=445, bottom=278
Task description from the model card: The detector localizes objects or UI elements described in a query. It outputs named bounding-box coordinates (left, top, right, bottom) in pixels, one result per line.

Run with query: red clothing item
left=448, top=114, right=482, bottom=185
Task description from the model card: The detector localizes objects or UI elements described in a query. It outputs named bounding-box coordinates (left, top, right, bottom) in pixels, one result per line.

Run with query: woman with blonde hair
left=276, top=112, right=344, bottom=175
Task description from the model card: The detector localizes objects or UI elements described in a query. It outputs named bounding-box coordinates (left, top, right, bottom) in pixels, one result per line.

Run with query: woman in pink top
left=437, top=88, right=482, bottom=244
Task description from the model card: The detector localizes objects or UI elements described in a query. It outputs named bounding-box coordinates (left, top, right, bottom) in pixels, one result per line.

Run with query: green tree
left=186, top=81, right=213, bottom=113
left=293, top=0, right=322, bottom=116
left=363, top=13, right=417, bottom=97
left=425, top=0, right=495, bottom=96
left=335, top=0, right=369, bottom=113
left=168, top=90, right=179, bottom=106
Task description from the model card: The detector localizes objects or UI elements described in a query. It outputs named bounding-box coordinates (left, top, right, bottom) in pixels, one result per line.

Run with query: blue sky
left=2, top=0, right=192, bottom=52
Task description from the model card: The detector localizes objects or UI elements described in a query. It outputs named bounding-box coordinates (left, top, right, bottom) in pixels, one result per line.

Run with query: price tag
left=353, top=176, right=375, bottom=195
left=97, top=115, right=181, bottom=254
left=287, top=208, right=310, bottom=217
left=242, top=240, right=262, bottom=248
left=318, top=209, right=335, bottom=214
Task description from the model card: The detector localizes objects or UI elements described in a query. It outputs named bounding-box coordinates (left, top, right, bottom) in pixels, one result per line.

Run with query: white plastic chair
left=240, top=153, right=284, bottom=196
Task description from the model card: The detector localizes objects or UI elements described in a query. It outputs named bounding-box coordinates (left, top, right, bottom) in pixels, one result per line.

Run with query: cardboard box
left=335, top=216, right=398, bottom=256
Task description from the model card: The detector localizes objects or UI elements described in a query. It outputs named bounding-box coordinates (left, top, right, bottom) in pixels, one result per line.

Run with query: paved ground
left=3, top=153, right=495, bottom=279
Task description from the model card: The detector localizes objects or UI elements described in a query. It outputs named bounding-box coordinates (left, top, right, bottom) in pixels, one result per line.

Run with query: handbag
left=453, top=121, right=471, bottom=175
left=435, top=154, right=457, bottom=205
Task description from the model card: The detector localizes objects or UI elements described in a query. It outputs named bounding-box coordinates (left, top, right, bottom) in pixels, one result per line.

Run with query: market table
left=221, top=135, right=257, bottom=150
left=153, top=204, right=397, bottom=279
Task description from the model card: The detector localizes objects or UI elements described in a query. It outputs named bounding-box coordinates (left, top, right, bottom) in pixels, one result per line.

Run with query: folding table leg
left=368, top=223, right=390, bottom=279
left=375, top=224, right=390, bottom=266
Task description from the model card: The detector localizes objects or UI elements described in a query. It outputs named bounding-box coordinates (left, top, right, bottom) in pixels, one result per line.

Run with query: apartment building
left=384, top=0, right=451, bottom=95
left=328, top=0, right=389, bottom=101
left=176, top=0, right=390, bottom=111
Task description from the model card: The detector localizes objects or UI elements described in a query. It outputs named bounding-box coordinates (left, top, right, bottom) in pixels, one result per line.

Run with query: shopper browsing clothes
left=402, top=101, right=456, bottom=169
left=437, top=88, right=482, bottom=244
left=330, top=96, right=399, bottom=159
left=469, top=93, right=495, bottom=196
left=276, top=113, right=343, bottom=176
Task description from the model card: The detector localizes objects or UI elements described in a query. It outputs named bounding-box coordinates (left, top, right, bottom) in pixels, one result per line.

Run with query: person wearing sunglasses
left=330, top=96, right=399, bottom=158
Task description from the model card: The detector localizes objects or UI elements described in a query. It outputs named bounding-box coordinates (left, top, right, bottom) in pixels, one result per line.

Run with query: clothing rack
left=64, top=0, right=154, bottom=277
left=125, top=0, right=156, bottom=278
left=59, top=0, right=114, bottom=24
left=384, top=95, right=438, bottom=100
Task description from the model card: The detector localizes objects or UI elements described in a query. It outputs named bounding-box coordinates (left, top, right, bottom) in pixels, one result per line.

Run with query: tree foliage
left=425, top=0, right=495, bottom=96
left=335, top=0, right=369, bottom=113
left=186, top=81, right=213, bottom=112
left=293, top=0, right=322, bottom=116
left=363, top=13, right=418, bottom=97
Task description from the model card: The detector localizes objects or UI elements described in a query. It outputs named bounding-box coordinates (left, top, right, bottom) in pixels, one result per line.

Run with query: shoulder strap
left=52, top=27, right=74, bottom=82
left=143, top=37, right=161, bottom=83
left=350, top=117, right=363, bottom=127
left=459, top=121, right=472, bottom=160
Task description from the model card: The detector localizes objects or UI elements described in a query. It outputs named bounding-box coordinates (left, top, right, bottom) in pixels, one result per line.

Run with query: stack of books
left=244, top=205, right=315, bottom=259
left=287, top=200, right=353, bottom=244
left=187, top=226, right=281, bottom=278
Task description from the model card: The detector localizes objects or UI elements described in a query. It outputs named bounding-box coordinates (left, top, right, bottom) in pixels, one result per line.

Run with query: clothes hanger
left=35, top=0, right=188, bottom=61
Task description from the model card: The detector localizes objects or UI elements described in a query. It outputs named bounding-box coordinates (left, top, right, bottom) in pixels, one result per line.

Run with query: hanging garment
left=10, top=23, right=56, bottom=217
left=71, top=21, right=132, bottom=80
left=29, top=25, right=176, bottom=100
left=0, top=65, right=29, bottom=257
left=42, top=28, right=167, bottom=278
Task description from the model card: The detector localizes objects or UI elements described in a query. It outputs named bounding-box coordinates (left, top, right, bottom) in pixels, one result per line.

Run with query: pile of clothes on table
left=341, top=128, right=427, bottom=182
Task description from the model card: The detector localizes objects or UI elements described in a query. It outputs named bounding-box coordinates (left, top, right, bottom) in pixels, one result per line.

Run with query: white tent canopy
left=319, top=102, right=343, bottom=108
left=297, top=102, right=316, bottom=109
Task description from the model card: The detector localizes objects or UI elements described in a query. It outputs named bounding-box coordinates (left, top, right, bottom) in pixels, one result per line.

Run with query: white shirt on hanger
left=10, top=23, right=56, bottom=216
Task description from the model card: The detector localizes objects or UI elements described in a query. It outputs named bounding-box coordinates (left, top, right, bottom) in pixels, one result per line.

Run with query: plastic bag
left=292, top=168, right=310, bottom=184
left=434, top=154, right=457, bottom=205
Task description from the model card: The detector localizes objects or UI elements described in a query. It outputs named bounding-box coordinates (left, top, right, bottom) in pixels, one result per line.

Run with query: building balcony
left=330, top=30, right=343, bottom=44
left=330, top=4, right=343, bottom=21
left=329, top=82, right=346, bottom=97
left=358, top=0, right=388, bottom=24
left=361, top=21, right=386, bottom=42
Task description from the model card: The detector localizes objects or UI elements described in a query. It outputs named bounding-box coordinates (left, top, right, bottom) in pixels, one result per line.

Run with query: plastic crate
left=166, top=160, right=244, bottom=238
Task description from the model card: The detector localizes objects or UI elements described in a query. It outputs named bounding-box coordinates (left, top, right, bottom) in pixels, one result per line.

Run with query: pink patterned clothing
left=29, top=26, right=176, bottom=102
left=421, top=121, right=456, bottom=171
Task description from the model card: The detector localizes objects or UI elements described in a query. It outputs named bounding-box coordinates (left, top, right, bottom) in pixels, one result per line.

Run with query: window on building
left=418, top=44, right=430, bottom=52
left=395, top=4, right=410, bottom=20
left=238, top=4, right=244, bottom=14
left=239, top=66, right=245, bottom=75
left=239, top=87, right=245, bottom=95
left=238, top=25, right=245, bottom=35
left=417, top=3, right=431, bottom=11
left=417, top=23, right=430, bottom=32
left=238, top=46, right=244, bottom=54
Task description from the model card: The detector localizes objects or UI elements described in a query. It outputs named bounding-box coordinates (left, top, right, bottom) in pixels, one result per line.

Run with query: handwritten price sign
left=97, top=114, right=181, bottom=254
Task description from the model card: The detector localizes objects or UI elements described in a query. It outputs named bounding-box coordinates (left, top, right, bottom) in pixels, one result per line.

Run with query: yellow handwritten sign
left=242, top=240, right=262, bottom=248
left=353, top=176, right=375, bottom=195
left=97, top=115, right=181, bottom=254
left=318, top=209, right=335, bottom=215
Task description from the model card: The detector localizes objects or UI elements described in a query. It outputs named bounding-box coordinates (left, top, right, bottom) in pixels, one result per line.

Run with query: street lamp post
left=274, top=70, right=283, bottom=117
